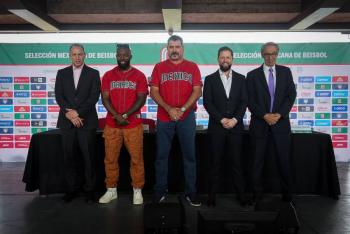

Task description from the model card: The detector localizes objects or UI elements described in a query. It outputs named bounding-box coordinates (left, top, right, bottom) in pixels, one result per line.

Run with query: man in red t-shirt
left=150, top=35, right=202, bottom=206
left=99, top=44, right=148, bottom=205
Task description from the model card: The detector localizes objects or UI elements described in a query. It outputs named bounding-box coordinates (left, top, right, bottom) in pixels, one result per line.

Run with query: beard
left=219, top=63, right=232, bottom=72
left=118, top=60, right=131, bottom=70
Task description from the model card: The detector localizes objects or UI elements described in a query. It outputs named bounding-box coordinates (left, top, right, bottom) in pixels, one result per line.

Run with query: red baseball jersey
left=150, top=59, right=202, bottom=122
left=101, top=66, right=148, bottom=128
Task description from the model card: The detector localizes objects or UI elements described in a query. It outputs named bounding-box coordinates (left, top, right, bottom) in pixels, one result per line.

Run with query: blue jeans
left=154, top=111, right=197, bottom=195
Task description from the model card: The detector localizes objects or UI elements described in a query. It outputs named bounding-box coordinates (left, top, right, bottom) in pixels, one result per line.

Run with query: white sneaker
left=133, top=188, right=143, bottom=205
left=99, top=188, right=117, bottom=204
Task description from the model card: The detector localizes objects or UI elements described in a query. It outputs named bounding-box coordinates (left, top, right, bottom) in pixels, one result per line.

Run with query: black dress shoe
left=85, top=191, right=95, bottom=204
left=62, top=192, right=78, bottom=203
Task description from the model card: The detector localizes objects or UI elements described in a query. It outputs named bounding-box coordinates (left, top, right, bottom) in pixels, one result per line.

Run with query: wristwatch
left=122, top=113, right=128, bottom=119
left=180, top=107, right=186, bottom=112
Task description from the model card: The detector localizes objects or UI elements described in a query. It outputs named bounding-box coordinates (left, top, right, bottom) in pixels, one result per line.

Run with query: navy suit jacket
left=246, top=64, right=296, bottom=137
left=55, top=64, right=101, bottom=130
left=203, top=70, right=247, bottom=134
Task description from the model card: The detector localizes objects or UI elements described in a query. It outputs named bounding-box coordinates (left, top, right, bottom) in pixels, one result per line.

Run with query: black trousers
left=251, top=132, right=291, bottom=195
left=208, top=130, right=245, bottom=196
left=60, top=128, right=96, bottom=192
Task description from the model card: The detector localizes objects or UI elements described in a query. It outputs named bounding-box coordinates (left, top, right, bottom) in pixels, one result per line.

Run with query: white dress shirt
left=73, top=65, right=83, bottom=89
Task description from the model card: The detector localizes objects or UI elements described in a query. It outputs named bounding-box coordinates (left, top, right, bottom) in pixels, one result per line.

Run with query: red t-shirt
left=150, top=59, right=202, bottom=122
left=101, top=66, right=148, bottom=128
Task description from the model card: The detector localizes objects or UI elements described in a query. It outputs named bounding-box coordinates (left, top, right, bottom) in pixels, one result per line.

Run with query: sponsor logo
left=291, top=106, right=297, bottom=112
left=47, top=121, right=57, bottom=128
left=0, top=142, right=14, bottom=148
left=14, top=128, right=30, bottom=134
left=332, top=120, right=348, bottom=126
left=0, top=83, right=12, bottom=90
left=47, top=99, right=57, bottom=105
left=332, top=98, right=347, bottom=105
left=332, top=105, right=347, bottom=112
left=148, top=106, right=158, bottom=112
left=332, top=135, right=348, bottom=141
left=315, top=98, right=331, bottom=105
left=14, top=106, right=30, bottom=112
left=47, top=91, right=55, bottom=97
left=31, top=128, right=47, bottom=134
left=15, top=121, right=30, bottom=127
left=31, top=113, right=47, bottom=119
left=315, top=91, right=331, bottom=97
left=298, top=120, right=314, bottom=126
left=47, top=83, right=55, bottom=91
left=31, top=92, right=46, bottom=98
left=98, top=98, right=103, bottom=105
left=0, top=106, right=13, bottom=112
left=0, top=77, right=13, bottom=83
left=298, top=98, right=314, bottom=105
left=313, top=127, right=331, bottom=134
left=14, top=99, right=30, bottom=105
left=147, top=99, right=156, bottom=105
left=14, top=84, right=29, bottom=90
left=15, top=142, right=30, bottom=148
left=298, top=106, right=314, bottom=112
left=0, top=91, right=13, bottom=98
left=297, top=113, right=313, bottom=119
left=14, top=77, right=29, bottom=83
left=315, top=113, right=330, bottom=119
left=0, top=135, right=13, bottom=141
left=315, top=120, right=330, bottom=126
left=298, top=76, right=314, bottom=83
left=197, top=120, right=209, bottom=127
left=0, top=128, right=13, bottom=134
left=332, top=76, right=348, bottom=83
left=31, top=106, right=47, bottom=112
left=48, top=113, right=59, bottom=119
left=332, top=142, right=348, bottom=148
left=332, top=91, right=348, bottom=97
left=97, top=106, right=106, bottom=112
left=31, top=99, right=47, bottom=105
left=31, top=84, right=46, bottom=90
left=198, top=98, right=203, bottom=105
left=332, top=127, right=347, bottom=133
left=332, top=84, right=348, bottom=90
left=31, top=77, right=46, bottom=83
left=299, top=83, right=314, bottom=90
left=14, top=113, right=30, bottom=119
left=31, top=120, right=47, bottom=127
left=299, top=90, right=313, bottom=97
left=141, top=106, right=147, bottom=112
left=316, top=105, right=330, bottom=112
left=0, top=99, right=13, bottom=105
left=315, top=84, right=331, bottom=90
left=0, top=113, right=13, bottom=119
left=0, top=121, right=13, bottom=127
left=48, top=106, right=60, bottom=112
left=14, top=91, right=30, bottom=98
left=315, top=76, right=331, bottom=83
left=332, top=113, right=347, bottom=119
left=48, top=77, right=56, bottom=83
left=290, top=113, right=297, bottom=119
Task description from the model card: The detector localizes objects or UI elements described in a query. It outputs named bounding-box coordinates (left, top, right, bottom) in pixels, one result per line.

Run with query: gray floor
left=0, top=162, right=349, bottom=234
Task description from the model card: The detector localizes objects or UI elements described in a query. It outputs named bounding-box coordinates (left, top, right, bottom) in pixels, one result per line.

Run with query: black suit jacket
left=246, top=64, right=296, bottom=137
left=55, top=64, right=101, bottom=130
left=203, top=70, right=247, bottom=134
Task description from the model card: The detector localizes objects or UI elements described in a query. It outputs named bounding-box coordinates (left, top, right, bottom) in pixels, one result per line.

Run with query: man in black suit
left=203, top=46, right=248, bottom=207
left=55, top=44, right=101, bottom=203
left=246, top=42, right=296, bottom=203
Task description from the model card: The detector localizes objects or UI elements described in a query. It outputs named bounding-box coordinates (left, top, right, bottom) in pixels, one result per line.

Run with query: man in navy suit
left=55, top=44, right=101, bottom=203
left=246, top=42, right=296, bottom=204
left=203, top=46, right=248, bottom=206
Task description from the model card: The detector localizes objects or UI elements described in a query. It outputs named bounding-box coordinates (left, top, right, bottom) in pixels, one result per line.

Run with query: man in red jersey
left=150, top=35, right=202, bottom=206
left=99, top=44, right=148, bottom=205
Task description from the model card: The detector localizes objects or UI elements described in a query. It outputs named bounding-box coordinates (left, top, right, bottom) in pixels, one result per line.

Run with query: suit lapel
left=68, top=66, right=76, bottom=91
left=214, top=70, right=228, bottom=100
left=273, top=65, right=282, bottom=106
left=257, top=65, right=270, bottom=95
